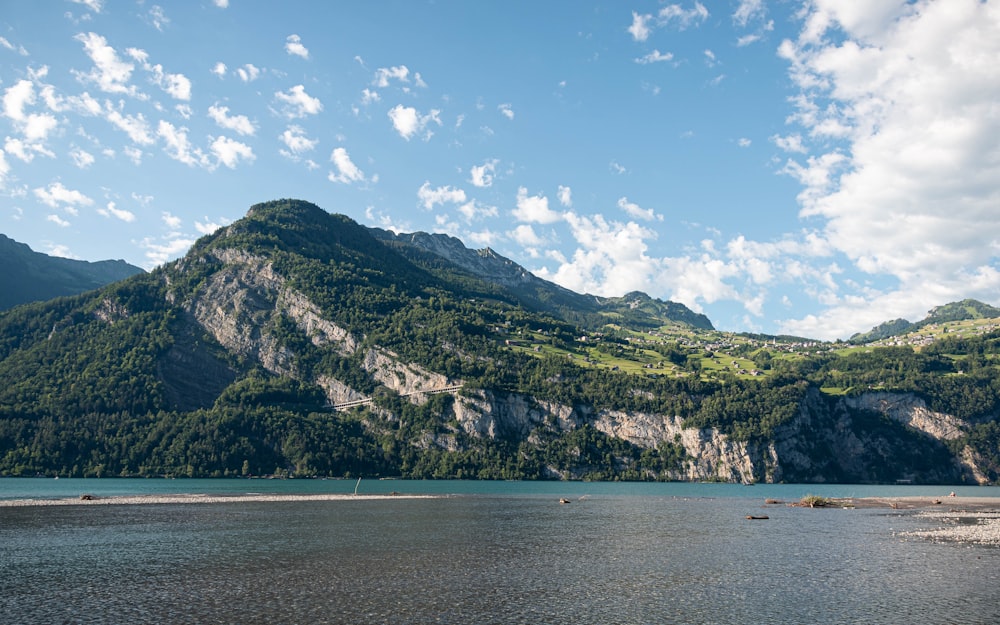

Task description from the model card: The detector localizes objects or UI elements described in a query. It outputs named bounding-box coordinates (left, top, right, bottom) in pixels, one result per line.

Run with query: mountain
left=0, top=234, right=144, bottom=310
left=1, top=199, right=998, bottom=484
left=850, top=299, right=1000, bottom=344
left=370, top=228, right=714, bottom=331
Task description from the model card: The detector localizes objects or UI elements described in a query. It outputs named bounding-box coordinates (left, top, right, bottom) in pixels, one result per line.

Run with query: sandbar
left=0, top=492, right=441, bottom=507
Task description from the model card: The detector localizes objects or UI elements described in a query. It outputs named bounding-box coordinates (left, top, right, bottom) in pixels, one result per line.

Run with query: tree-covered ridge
left=1, top=199, right=999, bottom=483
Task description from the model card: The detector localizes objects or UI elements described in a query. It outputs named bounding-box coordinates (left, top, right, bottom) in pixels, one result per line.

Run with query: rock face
left=447, top=387, right=974, bottom=483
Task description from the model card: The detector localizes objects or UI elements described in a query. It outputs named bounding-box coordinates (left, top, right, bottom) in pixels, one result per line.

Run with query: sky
left=1, top=0, right=999, bottom=340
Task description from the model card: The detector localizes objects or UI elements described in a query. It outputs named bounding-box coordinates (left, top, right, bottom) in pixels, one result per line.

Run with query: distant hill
left=0, top=234, right=144, bottom=310
left=1, top=199, right=997, bottom=485
left=850, top=299, right=1000, bottom=344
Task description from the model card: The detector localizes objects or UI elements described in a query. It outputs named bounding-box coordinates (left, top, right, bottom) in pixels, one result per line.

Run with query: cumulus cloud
left=70, top=147, right=95, bottom=168
left=97, top=201, right=136, bottom=222
left=47, top=214, right=71, bottom=227
left=617, top=197, right=660, bottom=221
left=628, top=12, right=652, bottom=42
left=285, top=34, right=309, bottom=59
left=73, top=32, right=139, bottom=96
left=208, top=104, right=255, bottom=135
left=279, top=125, right=317, bottom=158
left=236, top=64, right=260, bottom=82
left=211, top=136, right=254, bottom=168
left=557, top=186, right=572, bottom=207
left=771, top=0, right=1000, bottom=338
left=630, top=2, right=709, bottom=42
left=417, top=181, right=466, bottom=210
left=157, top=120, right=208, bottom=167
left=34, top=181, right=94, bottom=209
left=328, top=147, right=366, bottom=184
left=274, top=85, right=322, bottom=118
left=498, top=103, right=514, bottom=120
left=469, top=159, right=498, bottom=187
left=513, top=187, right=562, bottom=224
left=211, top=62, right=226, bottom=78
left=457, top=199, right=498, bottom=223
left=104, top=103, right=155, bottom=145
left=388, top=104, right=441, bottom=141
left=3, top=79, right=59, bottom=146
left=374, top=65, right=410, bottom=88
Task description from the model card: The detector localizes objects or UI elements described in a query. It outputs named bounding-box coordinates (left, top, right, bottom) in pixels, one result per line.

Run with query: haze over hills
left=0, top=233, right=144, bottom=311
left=1, top=199, right=999, bottom=484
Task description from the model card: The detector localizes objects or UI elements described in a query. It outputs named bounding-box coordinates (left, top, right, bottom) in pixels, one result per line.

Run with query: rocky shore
left=834, top=495, right=1000, bottom=546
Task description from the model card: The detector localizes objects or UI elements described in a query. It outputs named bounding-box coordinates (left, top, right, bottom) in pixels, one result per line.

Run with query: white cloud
left=69, top=0, right=103, bottom=13
left=70, top=147, right=95, bottom=168
left=635, top=50, right=674, bottom=64
left=279, top=125, right=318, bottom=157
left=141, top=233, right=194, bottom=267
left=513, top=187, right=562, bottom=224
left=97, top=201, right=135, bottom=222
left=34, top=181, right=94, bottom=209
left=657, top=2, right=709, bottom=30
left=147, top=63, right=191, bottom=100
left=737, top=137, right=751, bottom=148
left=388, top=104, right=441, bottom=141
left=104, top=104, right=154, bottom=145
left=417, top=181, right=465, bottom=209
left=162, top=211, right=181, bottom=229
left=498, top=103, right=514, bottom=120
left=211, top=135, right=254, bottom=169
left=285, top=34, right=309, bottom=59
left=469, top=159, right=498, bottom=187
left=195, top=218, right=225, bottom=234
left=47, top=214, right=71, bottom=227
left=360, top=88, right=380, bottom=105
left=628, top=12, right=652, bottom=41
left=557, top=185, right=572, bottom=207
left=510, top=224, right=545, bottom=248
left=213, top=0, right=229, bottom=7
left=457, top=200, right=498, bottom=222
left=274, top=84, right=322, bottom=118
left=211, top=62, right=227, bottom=78
left=0, top=149, right=9, bottom=189
left=3, top=79, right=59, bottom=143
left=733, top=0, right=765, bottom=27
left=236, top=64, right=260, bottom=82
left=0, top=36, right=28, bottom=56
left=772, top=0, right=1000, bottom=338
left=374, top=65, right=409, bottom=87
left=617, top=197, right=660, bottom=221
left=770, top=133, right=807, bottom=153
left=73, top=32, right=138, bottom=96
left=157, top=120, right=209, bottom=168
left=328, top=147, right=366, bottom=184
left=208, top=104, right=255, bottom=135
left=146, top=5, right=169, bottom=31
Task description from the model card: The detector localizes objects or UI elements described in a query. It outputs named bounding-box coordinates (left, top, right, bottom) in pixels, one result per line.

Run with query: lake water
left=2, top=479, right=999, bottom=625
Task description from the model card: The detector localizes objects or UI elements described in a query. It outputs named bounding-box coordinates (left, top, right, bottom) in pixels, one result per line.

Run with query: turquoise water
left=2, top=480, right=999, bottom=625
left=4, top=477, right=999, bottom=501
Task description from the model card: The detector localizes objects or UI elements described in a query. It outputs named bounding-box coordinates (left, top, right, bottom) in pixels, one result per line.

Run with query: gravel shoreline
left=840, top=495, right=1000, bottom=546
left=0, top=492, right=440, bottom=507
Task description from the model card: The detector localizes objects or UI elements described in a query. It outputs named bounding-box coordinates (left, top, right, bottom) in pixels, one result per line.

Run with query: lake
left=2, top=479, right=999, bottom=625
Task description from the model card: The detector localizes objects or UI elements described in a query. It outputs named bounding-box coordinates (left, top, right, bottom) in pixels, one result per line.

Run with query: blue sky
left=2, top=1, right=999, bottom=340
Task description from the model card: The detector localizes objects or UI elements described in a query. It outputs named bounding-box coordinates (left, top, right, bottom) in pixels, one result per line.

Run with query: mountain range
left=1, top=199, right=998, bottom=484
left=0, top=233, right=143, bottom=311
